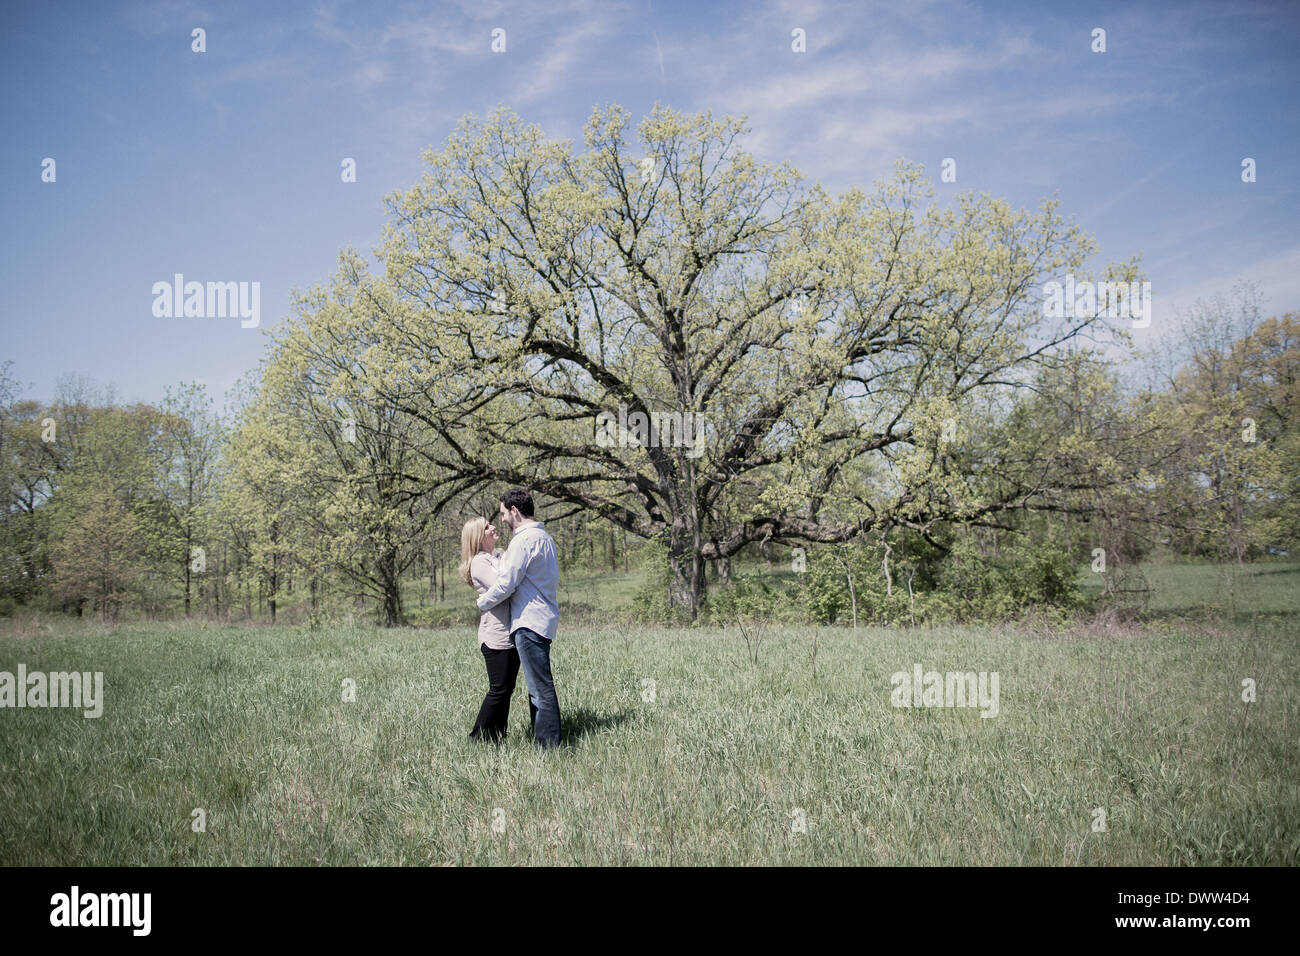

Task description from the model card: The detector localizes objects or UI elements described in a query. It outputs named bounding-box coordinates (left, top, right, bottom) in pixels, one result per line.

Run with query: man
left=475, top=489, right=561, bottom=749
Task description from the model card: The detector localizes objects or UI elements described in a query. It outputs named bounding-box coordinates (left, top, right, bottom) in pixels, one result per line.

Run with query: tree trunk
left=882, top=537, right=893, bottom=597
left=378, top=545, right=402, bottom=627
left=836, top=545, right=858, bottom=629
left=667, top=523, right=706, bottom=619
left=215, top=547, right=224, bottom=619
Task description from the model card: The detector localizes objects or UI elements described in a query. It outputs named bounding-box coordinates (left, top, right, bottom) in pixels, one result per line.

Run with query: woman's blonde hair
left=458, top=516, right=490, bottom=586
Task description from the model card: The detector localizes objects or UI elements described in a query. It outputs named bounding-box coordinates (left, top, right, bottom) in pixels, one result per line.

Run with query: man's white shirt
left=475, top=521, right=560, bottom=640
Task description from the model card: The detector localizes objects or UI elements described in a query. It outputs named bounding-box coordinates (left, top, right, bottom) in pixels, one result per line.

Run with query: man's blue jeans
left=513, top=627, right=561, bottom=749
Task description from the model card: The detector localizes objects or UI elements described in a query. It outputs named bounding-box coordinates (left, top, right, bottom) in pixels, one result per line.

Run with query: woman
left=458, top=516, right=519, bottom=742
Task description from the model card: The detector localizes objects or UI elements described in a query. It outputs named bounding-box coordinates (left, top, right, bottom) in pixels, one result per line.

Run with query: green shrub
left=704, top=571, right=802, bottom=623
left=790, top=533, right=1087, bottom=626
left=803, top=561, right=846, bottom=624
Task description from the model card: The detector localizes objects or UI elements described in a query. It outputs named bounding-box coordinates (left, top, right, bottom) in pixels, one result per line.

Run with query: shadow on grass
left=561, top=705, right=634, bottom=748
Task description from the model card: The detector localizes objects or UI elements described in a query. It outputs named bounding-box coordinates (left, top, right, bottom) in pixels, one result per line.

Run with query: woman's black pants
left=469, top=643, right=520, bottom=742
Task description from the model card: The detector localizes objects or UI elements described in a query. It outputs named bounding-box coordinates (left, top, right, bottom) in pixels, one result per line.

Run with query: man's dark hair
left=501, top=489, right=534, bottom=518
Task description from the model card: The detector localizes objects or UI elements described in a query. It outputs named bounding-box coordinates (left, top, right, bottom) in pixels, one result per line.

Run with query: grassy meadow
left=1, top=562, right=1297, bottom=865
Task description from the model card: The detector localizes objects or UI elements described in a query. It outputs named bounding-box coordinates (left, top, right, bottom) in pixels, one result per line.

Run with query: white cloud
left=511, top=11, right=622, bottom=104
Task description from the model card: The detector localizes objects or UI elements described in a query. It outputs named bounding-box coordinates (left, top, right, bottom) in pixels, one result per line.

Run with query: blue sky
left=2, top=0, right=1297, bottom=408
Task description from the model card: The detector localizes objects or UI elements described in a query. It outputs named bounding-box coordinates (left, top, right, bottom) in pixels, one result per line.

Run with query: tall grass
left=2, top=572, right=1296, bottom=864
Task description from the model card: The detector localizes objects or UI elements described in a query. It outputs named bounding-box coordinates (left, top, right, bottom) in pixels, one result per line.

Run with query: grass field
left=1, top=563, right=1297, bottom=865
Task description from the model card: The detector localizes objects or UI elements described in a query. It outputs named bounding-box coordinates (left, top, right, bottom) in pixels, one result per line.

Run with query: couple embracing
left=457, top=489, right=562, bottom=749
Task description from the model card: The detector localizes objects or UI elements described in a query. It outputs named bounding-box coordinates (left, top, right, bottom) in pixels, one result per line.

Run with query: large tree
left=362, top=103, right=1140, bottom=616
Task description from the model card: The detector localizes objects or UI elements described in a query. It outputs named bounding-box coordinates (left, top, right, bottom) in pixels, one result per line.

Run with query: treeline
left=0, top=369, right=641, bottom=623
left=2, top=294, right=1293, bottom=626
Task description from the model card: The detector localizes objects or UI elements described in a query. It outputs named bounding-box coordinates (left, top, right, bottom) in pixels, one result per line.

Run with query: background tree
left=158, top=382, right=222, bottom=616
left=219, top=375, right=308, bottom=623
left=43, top=400, right=172, bottom=617
left=0, top=363, right=58, bottom=606
left=255, top=252, right=455, bottom=626
left=49, top=485, right=146, bottom=620
left=1149, top=285, right=1298, bottom=571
